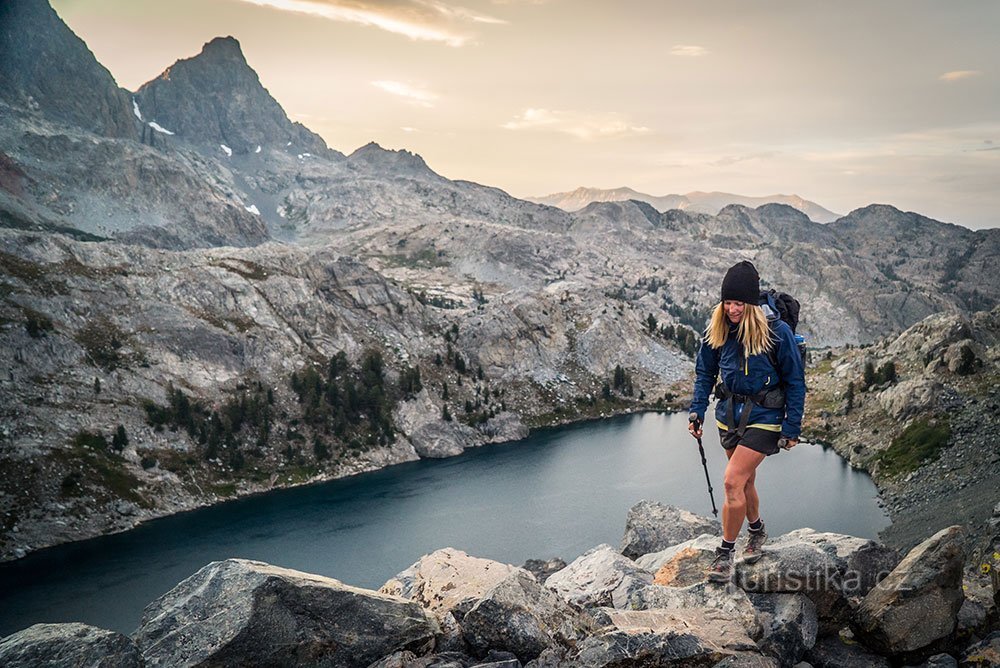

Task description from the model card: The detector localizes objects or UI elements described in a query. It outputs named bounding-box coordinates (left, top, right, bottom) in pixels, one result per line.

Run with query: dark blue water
left=0, top=411, right=888, bottom=636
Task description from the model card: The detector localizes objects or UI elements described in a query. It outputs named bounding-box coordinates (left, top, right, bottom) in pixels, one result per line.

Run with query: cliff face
left=0, top=0, right=137, bottom=140
left=134, top=36, right=331, bottom=158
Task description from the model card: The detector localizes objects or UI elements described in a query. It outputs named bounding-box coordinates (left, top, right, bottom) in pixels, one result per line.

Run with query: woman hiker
left=687, top=260, right=806, bottom=583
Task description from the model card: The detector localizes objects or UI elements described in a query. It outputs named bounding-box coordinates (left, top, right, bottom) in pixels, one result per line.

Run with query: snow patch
left=286, top=141, right=292, bottom=146
left=255, top=145, right=262, bottom=154
left=245, top=204, right=260, bottom=215
left=148, top=122, right=174, bottom=135
left=220, top=144, right=232, bottom=157
left=277, top=207, right=287, bottom=218
left=132, top=99, right=142, bottom=120
left=297, top=153, right=312, bottom=160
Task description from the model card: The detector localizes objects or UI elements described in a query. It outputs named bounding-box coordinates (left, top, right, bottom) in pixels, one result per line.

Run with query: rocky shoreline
left=2, top=500, right=997, bottom=667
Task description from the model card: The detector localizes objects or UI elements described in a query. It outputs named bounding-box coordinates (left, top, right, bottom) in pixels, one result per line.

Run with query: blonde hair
left=704, top=302, right=774, bottom=357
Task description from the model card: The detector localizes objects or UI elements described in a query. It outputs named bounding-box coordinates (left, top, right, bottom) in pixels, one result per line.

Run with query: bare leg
left=722, top=446, right=766, bottom=542
left=744, top=468, right=760, bottom=524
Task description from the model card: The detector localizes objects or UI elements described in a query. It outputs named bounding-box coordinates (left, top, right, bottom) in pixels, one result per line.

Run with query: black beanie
left=721, top=261, right=760, bottom=304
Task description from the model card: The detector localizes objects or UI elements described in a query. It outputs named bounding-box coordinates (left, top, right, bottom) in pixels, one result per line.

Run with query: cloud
left=233, top=0, right=505, bottom=46
left=939, top=70, right=981, bottom=81
left=502, top=108, right=650, bottom=140
left=372, top=80, right=438, bottom=106
left=671, top=45, right=708, bottom=57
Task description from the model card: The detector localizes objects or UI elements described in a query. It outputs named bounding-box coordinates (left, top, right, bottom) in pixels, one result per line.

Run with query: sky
left=52, top=0, right=1000, bottom=229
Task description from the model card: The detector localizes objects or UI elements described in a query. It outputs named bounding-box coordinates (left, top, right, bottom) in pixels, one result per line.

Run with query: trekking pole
left=689, top=413, right=719, bottom=517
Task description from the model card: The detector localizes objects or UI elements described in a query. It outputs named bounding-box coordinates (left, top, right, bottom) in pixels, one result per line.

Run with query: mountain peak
left=348, top=142, right=432, bottom=175
left=0, top=0, right=137, bottom=138
left=201, top=35, right=244, bottom=60
left=135, top=35, right=328, bottom=156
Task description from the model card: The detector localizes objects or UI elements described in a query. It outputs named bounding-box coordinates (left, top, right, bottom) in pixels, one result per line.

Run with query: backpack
left=761, top=289, right=807, bottom=368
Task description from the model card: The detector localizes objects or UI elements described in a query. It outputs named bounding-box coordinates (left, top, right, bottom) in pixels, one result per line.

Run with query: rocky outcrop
left=133, top=558, right=439, bottom=667
left=0, top=623, right=142, bottom=668
left=575, top=607, right=758, bottom=667
left=628, top=580, right=762, bottom=639
left=853, top=525, right=966, bottom=656
left=2, top=514, right=995, bottom=667
left=0, top=0, right=136, bottom=139
left=737, top=528, right=900, bottom=635
left=620, top=500, right=720, bottom=559
left=460, top=570, right=595, bottom=662
left=134, top=37, right=330, bottom=157
left=748, top=592, right=818, bottom=665
left=543, top=543, right=653, bottom=609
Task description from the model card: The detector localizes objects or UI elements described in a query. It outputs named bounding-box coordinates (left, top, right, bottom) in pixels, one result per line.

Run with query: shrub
left=876, top=417, right=952, bottom=477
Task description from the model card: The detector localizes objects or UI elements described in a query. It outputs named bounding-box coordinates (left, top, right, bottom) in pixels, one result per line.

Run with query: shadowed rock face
left=0, top=623, right=142, bottom=668
left=134, top=36, right=329, bottom=157
left=132, top=558, right=440, bottom=668
left=0, top=0, right=137, bottom=139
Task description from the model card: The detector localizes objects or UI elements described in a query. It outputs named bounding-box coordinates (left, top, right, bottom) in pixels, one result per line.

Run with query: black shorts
left=718, top=426, right=781, bottom=456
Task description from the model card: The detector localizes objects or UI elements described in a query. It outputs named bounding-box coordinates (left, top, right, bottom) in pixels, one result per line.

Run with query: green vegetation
left=612, top=364, right=634, bottom=396
left=60, top=429, right=149, bottom=507
left=143, top=380, right=272, bottom=470
left=875, top=417, right=952, bottom=477
left=290, top=349, right=397, bottom=449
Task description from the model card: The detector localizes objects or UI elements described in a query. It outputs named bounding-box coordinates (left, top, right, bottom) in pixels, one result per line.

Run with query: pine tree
left=862, top=361, right=876, bottom=389
left=112, top=424, right=128, bottom=451
left=94, top=377, right=101, bottom=394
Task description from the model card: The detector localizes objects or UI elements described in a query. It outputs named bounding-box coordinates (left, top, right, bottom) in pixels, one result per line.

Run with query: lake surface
left=0, top=410, right=889, bottom=636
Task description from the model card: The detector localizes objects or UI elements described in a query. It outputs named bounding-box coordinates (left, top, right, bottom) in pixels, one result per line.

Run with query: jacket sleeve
left=775, top=324, right=806, bottom=439
left=689, top=338, right=719, bottom=421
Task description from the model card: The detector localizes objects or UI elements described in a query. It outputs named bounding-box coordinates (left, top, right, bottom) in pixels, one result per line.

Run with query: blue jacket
left=689, top=300, right=806, bottom=439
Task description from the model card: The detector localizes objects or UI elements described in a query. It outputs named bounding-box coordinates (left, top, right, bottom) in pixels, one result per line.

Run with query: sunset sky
left=51, top=0, right=999, bottom=229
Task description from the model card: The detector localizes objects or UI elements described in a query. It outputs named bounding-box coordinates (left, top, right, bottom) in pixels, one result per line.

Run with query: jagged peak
left=348, top=142, right=430, bottom=172
left=201, top=35, right=244, bottom=59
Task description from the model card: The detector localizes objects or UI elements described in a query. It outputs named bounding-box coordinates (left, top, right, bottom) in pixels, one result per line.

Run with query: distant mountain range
left=528, top=187, right=841, bottom=223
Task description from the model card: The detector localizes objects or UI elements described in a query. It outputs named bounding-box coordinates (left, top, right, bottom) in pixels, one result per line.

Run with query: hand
left=778, top=436, right=799, bottom=450
left=688, top=413, right=703, bottom=439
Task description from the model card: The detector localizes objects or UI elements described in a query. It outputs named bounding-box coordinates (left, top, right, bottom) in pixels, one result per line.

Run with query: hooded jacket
left=689, top=295, right=807, bottom=439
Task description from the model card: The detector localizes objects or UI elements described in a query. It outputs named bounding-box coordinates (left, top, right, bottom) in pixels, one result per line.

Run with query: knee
left=724, top=473, right=747, bottom=501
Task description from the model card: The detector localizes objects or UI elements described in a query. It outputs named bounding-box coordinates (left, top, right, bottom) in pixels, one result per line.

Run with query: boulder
left=133, top=558, right=439, bottom=667
left=0, top=623, right=142, bottom=668
left=737, top=528, right=898, bottom=633
left=636, top=533, right=720, bottom=586
left=380, top=547, right=520, bottom=616
left=877, top=379, right=945, bottom=420
left=804, top=632, right=890, bottom=667
left=748, top=593, right=818, bottom=666
left=620, top=500, right=720, bottom=559
left=961, top=630, right=1000, bottom=667
left=962, top=631, right=1000, bottom=668
left=853, top=525, right=965, bottom=655
left=627, top=580, right=761, bottom=639
left=572, top=607, right=757, bottom=667
left=461, top=569, right=595, bottom=663
left=544, top=543, right=653, bottom=608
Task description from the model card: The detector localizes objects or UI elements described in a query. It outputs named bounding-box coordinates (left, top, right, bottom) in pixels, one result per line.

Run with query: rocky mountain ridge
left=528, top=186, right=842, bottom=223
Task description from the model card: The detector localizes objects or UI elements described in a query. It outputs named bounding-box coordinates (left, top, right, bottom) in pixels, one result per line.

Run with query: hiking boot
left=744, top=524, right=767, bottom=564
left=706, top=547, right=734, bottom=583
